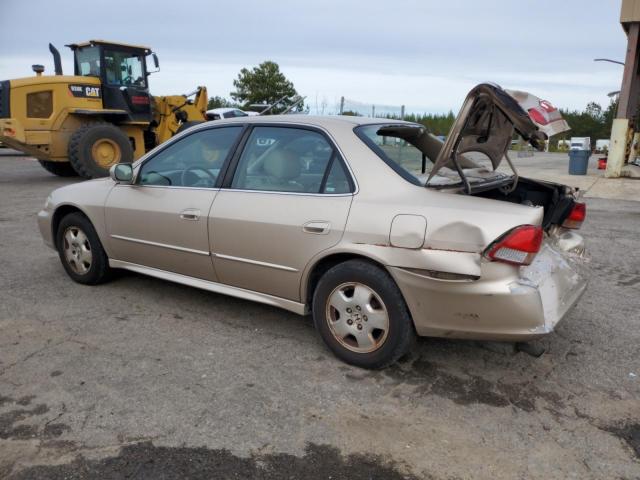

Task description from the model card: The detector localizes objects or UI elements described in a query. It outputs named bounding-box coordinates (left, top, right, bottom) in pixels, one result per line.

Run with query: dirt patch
left=9, top=441, right=426, bottom=480
left=0, top=395, right=68, bottom=441
left=354, top=357, right=564, bottom=412
left=602, top=423, right=640, bottom=459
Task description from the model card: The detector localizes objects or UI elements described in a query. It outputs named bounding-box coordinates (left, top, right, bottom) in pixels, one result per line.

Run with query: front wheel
left=312, top=260, right=415, bottom=369
left=56, top=212, right=112, bottom=285
left=68, top=124, right=134, bottom=179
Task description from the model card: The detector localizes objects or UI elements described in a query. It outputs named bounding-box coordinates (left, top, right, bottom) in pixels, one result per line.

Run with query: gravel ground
left=0, top=155, right=638, bottom=479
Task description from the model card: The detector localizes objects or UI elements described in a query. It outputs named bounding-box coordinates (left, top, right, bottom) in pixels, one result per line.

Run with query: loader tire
left=68, top=123, right=133, bottom=179
left=38, top=160, right=78, bottom=177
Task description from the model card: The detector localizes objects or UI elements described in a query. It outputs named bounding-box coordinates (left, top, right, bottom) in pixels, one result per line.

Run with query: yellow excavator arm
left=152, top=86, right=208, bottom=144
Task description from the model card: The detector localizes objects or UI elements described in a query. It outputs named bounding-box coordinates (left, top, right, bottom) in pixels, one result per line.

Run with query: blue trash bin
left=568, top=150, right=590, bottom=175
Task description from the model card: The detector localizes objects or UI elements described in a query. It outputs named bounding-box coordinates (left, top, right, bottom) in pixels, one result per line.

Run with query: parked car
left=205, top=108, right=258, bottom=121
left=570, top=137, right=591, bottom=151
left=38, top=83, right=588, bottom=369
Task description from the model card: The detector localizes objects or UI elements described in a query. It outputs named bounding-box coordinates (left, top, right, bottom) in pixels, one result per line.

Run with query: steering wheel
left=181, top=165, right=217, bottom=187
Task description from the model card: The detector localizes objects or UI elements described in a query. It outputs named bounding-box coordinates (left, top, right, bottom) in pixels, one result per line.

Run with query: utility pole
left=339, top=96, right=344, bottom=115
left=607, top=0, right=640, bottom=178
left=401, top=105, right=405, bottom=120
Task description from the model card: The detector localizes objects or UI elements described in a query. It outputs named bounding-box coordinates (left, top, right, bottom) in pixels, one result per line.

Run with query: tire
left=68, top=123, right=133, bottom=179
left=312, top=259, right=415, bottom=369
left=176, top=121, right=203, bottom=133
left=56, top=212, right=112, bottom=285
left=38, top=160, right=78, bottom=177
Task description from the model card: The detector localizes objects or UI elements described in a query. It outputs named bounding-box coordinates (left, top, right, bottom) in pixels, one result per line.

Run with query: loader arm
left=152, top=86, right=208, bottom=144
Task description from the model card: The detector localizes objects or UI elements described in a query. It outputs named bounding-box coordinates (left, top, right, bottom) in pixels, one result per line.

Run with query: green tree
left=207, top=96, right=236, bottom=110
left=549, top=99, right=618, bottom=150
left=231, top=61, right=301, bottom=113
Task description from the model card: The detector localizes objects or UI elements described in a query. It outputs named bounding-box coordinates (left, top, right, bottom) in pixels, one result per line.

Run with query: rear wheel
left=56, top=212, right=112, bottom=285
left=312, top=260, right=415, bottom=369
left=68, top=123, right=133, bottom=179
left=38, top=160, right=78, bottom=177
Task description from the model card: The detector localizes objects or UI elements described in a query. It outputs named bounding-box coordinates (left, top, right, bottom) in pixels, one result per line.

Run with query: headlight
left=44, top=195, right=52, bottom=209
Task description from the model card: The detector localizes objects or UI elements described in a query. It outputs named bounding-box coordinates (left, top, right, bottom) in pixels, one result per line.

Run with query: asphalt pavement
left=0, top=154, right=638, bottom=479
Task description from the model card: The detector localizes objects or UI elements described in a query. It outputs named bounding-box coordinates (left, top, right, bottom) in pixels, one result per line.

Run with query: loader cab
left=67, top=40, right=154, bottom=123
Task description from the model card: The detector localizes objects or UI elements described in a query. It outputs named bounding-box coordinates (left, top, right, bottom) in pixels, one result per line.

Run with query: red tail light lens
left=485, top=225, right=543, bottom=266
left=562, top=202, right=586, bottom=229
left=528, top=108, right=548, bottom=126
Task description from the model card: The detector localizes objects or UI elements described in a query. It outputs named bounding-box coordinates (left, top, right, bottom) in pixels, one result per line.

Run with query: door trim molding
left=108, top=259, right=307, bottom=315
left=110, top=234, right=210, bottom=256
left=213, top=252, right=298, bottom=272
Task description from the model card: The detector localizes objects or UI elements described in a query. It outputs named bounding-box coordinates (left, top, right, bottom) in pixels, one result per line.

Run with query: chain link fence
left=338, top=97, right=406, bottom=119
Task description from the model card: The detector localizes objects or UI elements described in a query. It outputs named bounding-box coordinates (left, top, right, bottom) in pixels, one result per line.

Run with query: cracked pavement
left=0, top=155, right=639, bottom=479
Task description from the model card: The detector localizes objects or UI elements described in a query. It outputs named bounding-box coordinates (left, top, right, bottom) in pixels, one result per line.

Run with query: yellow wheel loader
left=0, top=40, right=208, bottom=178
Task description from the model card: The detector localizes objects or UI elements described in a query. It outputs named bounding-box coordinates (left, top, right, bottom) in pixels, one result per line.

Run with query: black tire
left=56, top=212, right=112, bottom=285
left=312, top=259, right=415, bottom=369
left=38, top=160, right=78, bottom=177
left=176, top=121, right=203, bottom=133
left=68, top=123, right=133, bottom=179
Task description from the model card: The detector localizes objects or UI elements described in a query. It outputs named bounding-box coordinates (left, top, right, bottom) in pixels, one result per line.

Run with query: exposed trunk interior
left=472, top=177, right=577, bottom=230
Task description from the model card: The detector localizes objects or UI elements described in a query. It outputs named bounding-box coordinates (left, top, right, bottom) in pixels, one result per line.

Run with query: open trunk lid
left=426, top=83, right=569, bottom=193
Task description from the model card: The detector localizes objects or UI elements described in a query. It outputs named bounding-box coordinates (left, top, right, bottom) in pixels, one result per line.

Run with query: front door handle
left=180, top=209, right=201, bottom=221
left=303, top=221, right=330, bottom=234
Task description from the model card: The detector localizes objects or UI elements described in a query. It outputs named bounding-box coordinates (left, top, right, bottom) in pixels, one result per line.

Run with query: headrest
left=263, top=150, right=300, bottom=180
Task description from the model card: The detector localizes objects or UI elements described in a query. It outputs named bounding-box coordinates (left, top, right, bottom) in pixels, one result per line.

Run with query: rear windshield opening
left=355, top=124, right=445, bottom=186
left=355, top=124, right=511, bottom=189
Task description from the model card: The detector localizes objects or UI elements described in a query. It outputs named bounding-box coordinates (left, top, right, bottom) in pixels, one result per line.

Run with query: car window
left=223, top=110, right=248, bottom=118
left=323, top=159, right=352, bottom=194
left=138, top=127, right=242, bottom=187
left=231, top=127, right=339, bottom=193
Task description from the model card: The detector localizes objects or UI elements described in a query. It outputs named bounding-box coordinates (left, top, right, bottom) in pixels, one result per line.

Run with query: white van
left=570, top=137, right=591, bottom=151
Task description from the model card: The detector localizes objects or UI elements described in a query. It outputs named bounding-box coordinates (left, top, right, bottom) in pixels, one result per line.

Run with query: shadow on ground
left=7, top=442, right=426, bottom=480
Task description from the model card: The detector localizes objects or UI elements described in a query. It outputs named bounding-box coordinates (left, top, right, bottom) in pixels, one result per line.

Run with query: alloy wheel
left=63, top=226, right=92, bottom=275
left=325, top=282, right=390, bottom=353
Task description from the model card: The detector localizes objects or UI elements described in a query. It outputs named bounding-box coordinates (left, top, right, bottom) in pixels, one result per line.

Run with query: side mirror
left=152, top=53, right=159, bottom=69
left=110, top=163, right=134, bottom=184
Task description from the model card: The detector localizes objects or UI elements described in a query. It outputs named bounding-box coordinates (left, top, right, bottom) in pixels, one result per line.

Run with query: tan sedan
left=38, top=84, right=588, bottom=368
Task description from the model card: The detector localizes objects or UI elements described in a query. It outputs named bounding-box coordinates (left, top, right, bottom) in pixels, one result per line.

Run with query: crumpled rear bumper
left=389, top=232, right=588, bottom=340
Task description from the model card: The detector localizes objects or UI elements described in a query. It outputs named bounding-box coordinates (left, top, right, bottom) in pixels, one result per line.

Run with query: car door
left=210, top=125, right=355, bottom=301
left=105, top=125, right=244, bottom=281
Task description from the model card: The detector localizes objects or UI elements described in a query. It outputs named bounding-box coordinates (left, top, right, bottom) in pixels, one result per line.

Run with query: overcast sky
left=0, top=0, right=628, bottom=114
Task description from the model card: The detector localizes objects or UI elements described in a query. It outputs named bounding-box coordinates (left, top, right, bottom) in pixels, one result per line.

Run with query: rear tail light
left=562, top=202, right=586, bottom=229
left=528, top=108, right=548, bottom=126
left=485, top=225, right=543, bottom=266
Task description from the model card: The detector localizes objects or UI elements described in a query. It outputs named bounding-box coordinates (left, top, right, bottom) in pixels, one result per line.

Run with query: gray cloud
left=0, top=0, right=627, bottom=112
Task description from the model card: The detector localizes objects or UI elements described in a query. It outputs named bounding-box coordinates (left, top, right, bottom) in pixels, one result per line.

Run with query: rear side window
left=231, top=126, right=353, bottom=194
left=323, top=160, right=351, bottom=194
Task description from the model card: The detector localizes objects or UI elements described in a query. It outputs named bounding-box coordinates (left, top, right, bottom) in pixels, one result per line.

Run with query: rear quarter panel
left=300, top=123, right=545, bottom=298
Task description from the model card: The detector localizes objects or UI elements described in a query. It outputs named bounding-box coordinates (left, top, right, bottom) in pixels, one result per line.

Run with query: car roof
left=204, top=114, right=412, bottom=128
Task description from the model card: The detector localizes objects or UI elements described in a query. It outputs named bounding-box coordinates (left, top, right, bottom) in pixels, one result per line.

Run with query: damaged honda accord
left=38, top=83, right=588, bottom=369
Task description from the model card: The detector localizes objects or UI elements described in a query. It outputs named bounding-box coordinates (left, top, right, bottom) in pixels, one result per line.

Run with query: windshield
left=104, top=50, right=146, bottom=87
left=356, top=124, right=441, bottom=186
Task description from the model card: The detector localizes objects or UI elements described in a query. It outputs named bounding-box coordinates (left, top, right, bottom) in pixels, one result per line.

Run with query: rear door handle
left=180, top=209, right=201, bottom=221
left=303, top=221, right=330, bottom=234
